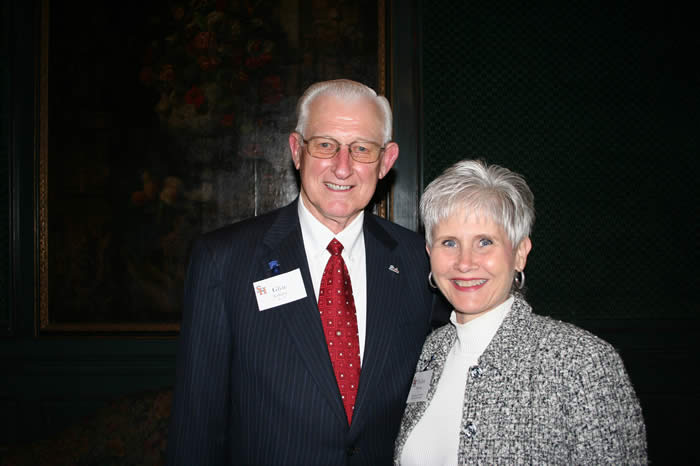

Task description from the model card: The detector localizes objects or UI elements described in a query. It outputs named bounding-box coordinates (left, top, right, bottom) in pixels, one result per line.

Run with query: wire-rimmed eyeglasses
left=300, top=135, right=386, bottom=163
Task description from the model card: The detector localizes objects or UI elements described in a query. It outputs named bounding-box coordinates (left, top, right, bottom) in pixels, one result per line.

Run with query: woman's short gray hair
left=420, top=159, right=535, bottom=248
left=294, top=79, right=393, bottom=144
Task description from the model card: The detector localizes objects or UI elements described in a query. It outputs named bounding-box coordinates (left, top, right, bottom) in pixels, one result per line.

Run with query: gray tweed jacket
left=394, top=296, right=647, bottom=465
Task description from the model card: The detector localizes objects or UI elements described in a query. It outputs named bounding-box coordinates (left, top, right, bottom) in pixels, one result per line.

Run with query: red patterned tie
left=318, top=238, right=361, bottom=424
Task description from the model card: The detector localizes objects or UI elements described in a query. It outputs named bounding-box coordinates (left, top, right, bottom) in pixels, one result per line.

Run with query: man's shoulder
left=365, top=213, right=425, bottom=247
left=197, top=203, right=294, bottom=250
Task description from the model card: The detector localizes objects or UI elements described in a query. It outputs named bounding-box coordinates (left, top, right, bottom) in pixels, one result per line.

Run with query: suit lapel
left=258, top=201, right=347, bottom=425
left=350, top=215, right=404, bottom=434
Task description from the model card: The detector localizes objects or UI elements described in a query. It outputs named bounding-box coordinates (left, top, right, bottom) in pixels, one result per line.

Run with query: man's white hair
left=294, top=79, right=393, bottom=144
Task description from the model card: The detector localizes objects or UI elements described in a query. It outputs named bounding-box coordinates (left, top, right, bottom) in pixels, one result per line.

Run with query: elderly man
left=167, top=79, right=439, bottom=465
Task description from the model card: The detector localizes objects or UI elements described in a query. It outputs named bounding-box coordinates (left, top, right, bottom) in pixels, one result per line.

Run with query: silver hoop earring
left=514, top=270, right=525, bottom=290
left=428, top=271, right=438, bottom=289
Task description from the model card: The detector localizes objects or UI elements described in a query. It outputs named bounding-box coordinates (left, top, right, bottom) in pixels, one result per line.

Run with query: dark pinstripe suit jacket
left=166, top=199, right=436, bottom=465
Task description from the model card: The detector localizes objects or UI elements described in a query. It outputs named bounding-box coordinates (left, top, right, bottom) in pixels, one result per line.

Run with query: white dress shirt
left=297, top=200, right=367, bottom=364
left=400, top=297, right=514, bottom=465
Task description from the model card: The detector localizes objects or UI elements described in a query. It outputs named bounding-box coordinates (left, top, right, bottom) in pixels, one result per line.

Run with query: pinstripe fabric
left=167, top=199, right=436, bottom=465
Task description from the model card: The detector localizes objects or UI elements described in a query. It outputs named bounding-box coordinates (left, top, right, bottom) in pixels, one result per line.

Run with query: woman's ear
left=514, top=237, right=532, bottom=271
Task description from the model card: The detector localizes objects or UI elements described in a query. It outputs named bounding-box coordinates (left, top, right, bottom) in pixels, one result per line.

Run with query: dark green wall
left=421, top=1, right=698, bottom=463
left=1, top=0, right=11, bottom=335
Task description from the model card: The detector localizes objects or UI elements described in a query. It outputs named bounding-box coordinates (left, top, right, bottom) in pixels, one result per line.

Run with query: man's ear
left=289, top=132, right=303, bottom=170
left=378, top=142, right=399, bottom=179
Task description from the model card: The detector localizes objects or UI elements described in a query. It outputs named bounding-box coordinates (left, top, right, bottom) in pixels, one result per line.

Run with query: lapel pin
left=388, top=265, right=400, bottom=274
left=268, top=260, right=281, bottom=276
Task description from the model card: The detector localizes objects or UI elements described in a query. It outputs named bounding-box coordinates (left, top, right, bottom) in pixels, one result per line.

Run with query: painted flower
left=172, top=6, right=185, bottom=20
left=139, top=66, right=153, bottom=85
left=230, top=19, right=242, bottom=39
left=193, top=31, right=215, bottom=50
left=197, top=55, right=221, bottom=71
left=207, top=11, right=225, bottom=27
left=155, top=91, right=174, bottom=115
left=159, top=64, right=175, bottom=82
left=131, top=171, right=158, bottom=205
left=160, top=176, right=183, bottom=205
left=245, top=39, right=273, bottom=69
left=261, top=75, right=283, bottom=104
left=140, top=2, right=285, bottom=132
left=220, top=113, right=235, bottom=127
left=185, top=86, right=205, bottom=109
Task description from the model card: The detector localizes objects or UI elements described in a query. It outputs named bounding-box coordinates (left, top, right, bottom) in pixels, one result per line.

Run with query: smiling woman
left=428, top=212, right=530, bottom=323
left=394, top=159, right=647, bottom=465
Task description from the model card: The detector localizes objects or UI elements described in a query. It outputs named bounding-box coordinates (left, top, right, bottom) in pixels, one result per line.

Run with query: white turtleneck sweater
left=400, top=297, right=514, bottom=466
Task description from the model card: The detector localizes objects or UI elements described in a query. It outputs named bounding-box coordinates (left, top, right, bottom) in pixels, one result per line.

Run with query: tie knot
left=327, top=238, right=344, bottom=256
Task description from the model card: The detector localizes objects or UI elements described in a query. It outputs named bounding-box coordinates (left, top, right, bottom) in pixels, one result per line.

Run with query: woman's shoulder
left=524, top=310, right=621, bottom=363
left=510, top=297, right=604, bottom=343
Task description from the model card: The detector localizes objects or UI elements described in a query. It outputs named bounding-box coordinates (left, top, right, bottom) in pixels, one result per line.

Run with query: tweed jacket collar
left=394, top=295, right=533, bottom=461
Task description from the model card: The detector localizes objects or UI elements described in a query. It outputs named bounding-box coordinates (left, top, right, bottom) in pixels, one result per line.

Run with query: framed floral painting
left=37, top=0, right=386, bottom=333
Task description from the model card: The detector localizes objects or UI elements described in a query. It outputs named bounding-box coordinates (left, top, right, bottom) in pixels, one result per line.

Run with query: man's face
left=289, top=95, right=398, bottom=234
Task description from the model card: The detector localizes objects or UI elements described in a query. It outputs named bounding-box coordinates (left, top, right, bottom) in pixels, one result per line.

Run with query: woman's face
left=428, top=210, right=531, bottom=324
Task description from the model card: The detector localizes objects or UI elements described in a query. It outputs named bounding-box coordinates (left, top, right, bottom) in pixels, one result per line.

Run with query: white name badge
left=406, top=370, right=433, bottom=403
left=253, top=268, right=307, bottom=311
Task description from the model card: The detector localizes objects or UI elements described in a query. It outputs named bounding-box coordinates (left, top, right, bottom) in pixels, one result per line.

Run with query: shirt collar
left=297, top=198, right=364, bottom=260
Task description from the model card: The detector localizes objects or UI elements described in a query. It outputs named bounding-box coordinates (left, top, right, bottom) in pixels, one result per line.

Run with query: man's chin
left=317, top=208, right=363, bottom=231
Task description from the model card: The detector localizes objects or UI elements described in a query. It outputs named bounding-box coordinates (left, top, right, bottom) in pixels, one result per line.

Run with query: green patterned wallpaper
left=1, top=0, right=10, bottom=332
left=421, top=1, right=697, bottom=319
